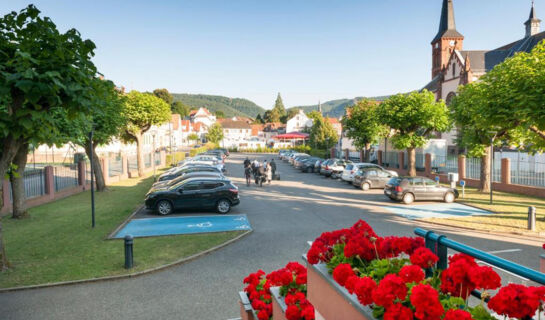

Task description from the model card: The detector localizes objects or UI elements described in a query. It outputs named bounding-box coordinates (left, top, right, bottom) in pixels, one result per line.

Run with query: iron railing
left=144, top=153, right=152, bottom=168
left=415, top=228, right=545, bottom=306
left=128, top=155, right=138, bottom=171
left=109, top=156, right=123, bottom=177
left=383, top=151, right=399, bottom=168
left=54, top=165, right=78, bottom=191
left=511, top=161, right=545, bottom=187
left=431, top=155, right=458, bottom=174
left=466, top=157, right=481, bottom=180
left=23, top=168, right=46, bottom=199
left=415, top=153, right=425, bottom=172
left=154, top=151, right=161, bottom=166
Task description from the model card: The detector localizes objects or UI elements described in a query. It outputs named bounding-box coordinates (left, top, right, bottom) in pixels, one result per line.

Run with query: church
left=423, top=0, right=545, bottom=153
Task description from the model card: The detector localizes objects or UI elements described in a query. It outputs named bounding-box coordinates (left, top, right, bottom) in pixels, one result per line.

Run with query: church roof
left=484, top=31, right=545, bottom=71
left=432, top=0, right=464, bottom=43
left=422, top=74, right=442, bottom=92
left=459, top=50, right=487, bottom=72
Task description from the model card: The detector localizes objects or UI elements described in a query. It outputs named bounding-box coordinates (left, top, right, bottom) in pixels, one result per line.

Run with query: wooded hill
left=172, top=93, right=265, bottom=118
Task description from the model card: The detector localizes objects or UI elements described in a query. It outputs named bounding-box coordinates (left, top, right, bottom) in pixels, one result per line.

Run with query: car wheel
left=444, top=192, right=455, bottom=203
left=402, top=193, right=415, bottom=205
left=361, top=182, right=370, bottom=191
left=156, top=200, right=173, bottom=215
left=216, top=199, right=231, bottom=214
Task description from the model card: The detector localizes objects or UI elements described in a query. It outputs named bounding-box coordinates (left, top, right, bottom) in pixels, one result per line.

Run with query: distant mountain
left=171, top=94, right=266, bottom=118
left=290, top=95, right=392, bottom=118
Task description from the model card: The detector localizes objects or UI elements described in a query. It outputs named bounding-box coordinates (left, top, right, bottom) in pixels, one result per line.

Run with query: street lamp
left=151, top=129, right=157, bottom=181
left=89, top=124, right=96, bottom=228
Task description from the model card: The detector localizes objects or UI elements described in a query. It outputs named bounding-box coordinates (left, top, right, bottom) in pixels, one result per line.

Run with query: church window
left=452, top=64, right=456, bottom=77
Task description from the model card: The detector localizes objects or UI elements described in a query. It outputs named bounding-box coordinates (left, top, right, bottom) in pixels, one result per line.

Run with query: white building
left=189, top=107, right=216, bottom=128
left=286, top=109, right=313, bottom=133
left=220, top=120, right=252, bottom=148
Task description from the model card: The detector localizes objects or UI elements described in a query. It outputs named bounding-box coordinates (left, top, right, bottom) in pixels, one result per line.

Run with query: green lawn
left=422, top=187, right=545, bottom=234
left=0, top=173, right=244, bottom=288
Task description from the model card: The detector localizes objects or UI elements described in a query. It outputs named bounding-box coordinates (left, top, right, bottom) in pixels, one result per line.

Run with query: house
left=220, top=120, right=252, bottom=148
left=189, top=107, right=216, bottom=128
left=424, top=0, right=544, bottom=153
left=326, top=117, right=343, bottom=137
left=286, top=109, right=313, bottom=133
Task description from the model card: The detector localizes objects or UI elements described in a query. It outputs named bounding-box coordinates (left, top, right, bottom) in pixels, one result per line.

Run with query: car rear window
left=387, top=177, right=401, bottom=186
left=345, top=164, right=353, bottom=170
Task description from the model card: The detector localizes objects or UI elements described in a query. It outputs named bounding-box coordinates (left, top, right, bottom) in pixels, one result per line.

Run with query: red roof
left=180, top=120, right=191, bottom=131
left=326, top=117, right=340, bottom=124
left=189, top=110, right=198, bottom=116
left=274, top=132, right=309, bottom=140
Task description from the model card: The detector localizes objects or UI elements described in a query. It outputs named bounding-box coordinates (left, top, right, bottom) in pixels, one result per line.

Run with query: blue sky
left=1, top=1, right=539, bottom=109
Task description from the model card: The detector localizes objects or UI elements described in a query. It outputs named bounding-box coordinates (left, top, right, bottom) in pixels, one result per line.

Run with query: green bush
left=165, top=152, right=186, bottom=166
left=189, top=142, right=217, bottom=157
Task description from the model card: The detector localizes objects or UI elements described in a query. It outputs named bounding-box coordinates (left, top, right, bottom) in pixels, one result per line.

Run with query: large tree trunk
left=84, top=142, right=106, bottom=192
left=480, top=147, right=491, bottom=193
left=135, top=132, right=144, bottom=177
left=364, top=143, right=371, bottom=163
left=407, top=147, right=416, bottom=177
left=11, top=143, right=29, bottom=219
left=0, top=222, right=9, bottom=271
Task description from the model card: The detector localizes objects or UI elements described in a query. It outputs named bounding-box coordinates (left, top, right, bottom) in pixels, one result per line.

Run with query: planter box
left=239, top=291, right=258, bottom=320
left=271, top=287, right=289, bottom=320
left=304, top=255, right=374, bottom=320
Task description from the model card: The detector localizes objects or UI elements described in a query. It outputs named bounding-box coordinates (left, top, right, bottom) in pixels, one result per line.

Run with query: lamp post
left=89, top=126, right=95, bottom=228
left=489, top=133, right=498, bottom=205
left=151, top=129, right=157, bottom=181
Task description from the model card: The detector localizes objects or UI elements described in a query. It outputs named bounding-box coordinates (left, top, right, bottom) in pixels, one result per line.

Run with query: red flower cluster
left=284, top=291, right=314, bottom=320
left=488, top=283, right=542, bottom=319
left=398, top=265, right=425, bottom=284
left=383, top=303, right=414, bottom=320
left=372, top=274, right=407, bottom=307
left=409, top=247, right=438, bottom=269
left=410, top=284, right=444, bottom=320
left=332, top=263, right=355, bottom=287
left=379, top=236, right=425, bottom=258
left=243, top=270, right=273, bottom=320
left=344, top=275, right=377, bottom=305
left=440, top=254, right=501, bottom=299
left=443, top=309, right=473, bottom=320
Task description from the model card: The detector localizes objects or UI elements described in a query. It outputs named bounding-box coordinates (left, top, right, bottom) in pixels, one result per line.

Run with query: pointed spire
left=432, top=0, right=464, bottom=43
left=525, top=0, right=541, bottom=37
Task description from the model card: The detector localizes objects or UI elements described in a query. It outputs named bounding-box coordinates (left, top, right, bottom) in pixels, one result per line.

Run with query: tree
left=188, top=133, right=200, bottom=144
left=378, top=91, right=451, bottom=176
left=171, top=101, right=189, bottom=117
left=283, top=108, right=299, bottom=123
left=122, top=91, right=171, bottom=177
left=263, top=110, right=279, bottom=123
left=153, top=88, right=173, bottom=105
left=267, top=93, right=286, bottom=123
left=206, top=123, right=224, bottom=145
left=215, top=110, right=225, bottom=118
left=0, top=5, right=98, bottom=269
left=255, top=114, right=264, bottom=124
left=309, top=112, right=339, bottom=150
left=342, top=99, right=388, bottom=162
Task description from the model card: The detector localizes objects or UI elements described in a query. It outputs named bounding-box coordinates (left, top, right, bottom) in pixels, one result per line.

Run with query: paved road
left=0, top=153, right=542, bottom=320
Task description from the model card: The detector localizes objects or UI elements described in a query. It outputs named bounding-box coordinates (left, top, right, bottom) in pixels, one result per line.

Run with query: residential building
left=286, top=109, right=313, bottom=133
left=189, top=107, right=216, bottom=128
left=220, top=120, right=252, bottom=148
left=326, top=117, right=343, bottom=137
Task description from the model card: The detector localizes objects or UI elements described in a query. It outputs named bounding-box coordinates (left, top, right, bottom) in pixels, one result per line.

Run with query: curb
left=0, top=229, right=253, bottom=293
left=414, top=218, right=545, bottom=240
left=105, top=205, right=143, bottom=240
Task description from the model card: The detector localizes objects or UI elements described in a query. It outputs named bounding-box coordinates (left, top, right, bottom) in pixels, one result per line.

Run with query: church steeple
left=431, top=0, right=464, bottom=78
left=525, top=1, right=541, bottom=37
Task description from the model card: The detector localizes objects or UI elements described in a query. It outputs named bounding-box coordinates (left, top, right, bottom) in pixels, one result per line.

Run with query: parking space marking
left=383, top=202, right=491, bottom=220
left=486, top=249, right=522, bottom=255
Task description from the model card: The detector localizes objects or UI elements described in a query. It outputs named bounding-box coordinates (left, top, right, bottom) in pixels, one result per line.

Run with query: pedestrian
left=266, top=162, right=273, bottom=184
left=270, top=159, right=276, bottom=177
left=257, top=163, right=266, bottom=187
left=244, top=157, right=251, bottom=168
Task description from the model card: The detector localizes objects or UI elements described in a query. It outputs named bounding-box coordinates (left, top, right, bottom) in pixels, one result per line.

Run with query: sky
left=1, top=0, right=540, bottom=109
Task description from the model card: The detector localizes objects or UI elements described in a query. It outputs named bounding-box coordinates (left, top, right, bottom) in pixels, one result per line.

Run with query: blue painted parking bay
left=384, top=203, right=491, bottom=220
left=113, top=214, right=251, bottom=238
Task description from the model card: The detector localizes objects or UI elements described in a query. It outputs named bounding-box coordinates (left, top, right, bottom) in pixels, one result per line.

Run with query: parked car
left=214, top=148, right=229, bottom=157
left=314, top=159, right=326, bottom=174
left=145, top=177, right=240, bottom=215
left=157, top=165, right=221, bottom=182
left=301, top=157, right=322, bottom=173
left=293, top=156, right=313, bottom=169
left=319, top=159, right=334, bottom=175
left=321, top=159, right=352, bottom=178
left=342, top=163, right=395, bottom=183
left=384, top=176, right=459, bottom=204
left=289, top=153, right=309, bottom=165
left=352, top=167, right=397, bottom=190
left=152, top=171, right=225, bottom=188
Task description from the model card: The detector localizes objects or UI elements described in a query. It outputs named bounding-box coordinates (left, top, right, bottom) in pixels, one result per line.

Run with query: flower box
left=270, top=287, right=289, bottom=320
left=239, top=291, right=258, bottom=320
left=304, top=255, right=374, bottom=320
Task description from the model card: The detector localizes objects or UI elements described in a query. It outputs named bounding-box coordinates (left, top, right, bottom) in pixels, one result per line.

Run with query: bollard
left=528, top=206, right=537, bottom=231
left=124, top=235, right=134, bottom=269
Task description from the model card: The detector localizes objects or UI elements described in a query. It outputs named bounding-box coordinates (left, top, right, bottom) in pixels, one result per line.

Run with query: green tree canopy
left=153, top=88, right=173, bottom=105
left=215, top=110, right=225, bottom=118
left=188, top=133, right=200, bottom=143
left=309, top=112, right=339, bottom=150
left=255, top=114, right=264, bottom=124
left=378, top=90, right=451, bottom=176
left=171, top=101, right=189, bottom=117
left=342, top=99, right=388, bottom=162
left=206, top=123, right=224, bottom=145
left=123, top=91, right=171, bottom=176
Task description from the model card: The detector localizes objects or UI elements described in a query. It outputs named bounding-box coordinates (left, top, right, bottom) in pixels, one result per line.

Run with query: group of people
left=243, top=157, right=276, bottom=186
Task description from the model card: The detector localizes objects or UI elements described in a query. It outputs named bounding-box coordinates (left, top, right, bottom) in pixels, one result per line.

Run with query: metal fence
left=431, top=155, right=458, bottom=174
left=492, top=158, right=501, bottom=183
left=383, top=151, right=399, bottom=168
left=128, top=155, right=138, bottom=171
left=348, top=151, right=360, bottom=162
left=144, top=153, right=152, bottom=168
left=465, top=157, right=481, bottom=180
left=54, top=165, right=78, bottom=192
left=415, top=153, right=425, bottom=171
left=23, top=168, right=46, bottom=199
left=109, top=156, right=123, bottom=177
left=511, top=160, right=545, bottom=187
left=154, top=151, right=161, bottom=166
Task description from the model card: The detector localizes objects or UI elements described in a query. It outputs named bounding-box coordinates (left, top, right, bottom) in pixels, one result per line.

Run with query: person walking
left=270, top=159, right=277, bottom=178
left=243, top=157, right=251, bottom=168
left=266, top=162, right=273, bottom=184
left=257, top=163, right=266, bottom=187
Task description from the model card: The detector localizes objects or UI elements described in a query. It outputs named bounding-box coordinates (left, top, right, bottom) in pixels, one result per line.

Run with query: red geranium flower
left=409, top=247, right=438, bottom=269
left=443, top=309, right=473, bottom=320
left=354, top=276, right=377, bottom=306
left=469, top=266, right=501, bottom=290
left=410, top=284, right=444, bottom=320
left=384, top=303, right=414, bottom=320
left=372, top=274, right=407, bottom=307
left=332, top=263, right=355, bottom=287
left=285, top=304, right=301, bottom=320
left=300, top=305, right=315, bottom=320
left=398, top=265, right=425, bottom=284
left=488, top=283, right=540, bottom=319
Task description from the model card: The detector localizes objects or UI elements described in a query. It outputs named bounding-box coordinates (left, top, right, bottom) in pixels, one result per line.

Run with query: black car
left=352, top=167, right=396, bottom=190
left=157, top=165, right=221, bottom=182
left=384, top=176, right=459, bottom=204
left=152, top=171, right=224, bottom=188
left=145, top=177, right=240, bottom=215
left=300, top=157, right=321, bottom=173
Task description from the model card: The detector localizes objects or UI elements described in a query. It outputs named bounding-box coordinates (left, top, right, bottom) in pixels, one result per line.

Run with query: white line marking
left=486, top=249, right=522, bottom=255
left=226, top=318, right=242, bottom=320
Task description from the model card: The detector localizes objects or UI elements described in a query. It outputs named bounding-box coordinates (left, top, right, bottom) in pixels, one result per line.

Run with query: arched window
left=446, top=92, right=456, bottom=106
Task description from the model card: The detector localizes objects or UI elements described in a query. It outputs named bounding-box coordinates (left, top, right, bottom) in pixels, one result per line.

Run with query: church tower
left=431, top=0, right=464, bottom=79
left=525, top=1, right=541, bottom=37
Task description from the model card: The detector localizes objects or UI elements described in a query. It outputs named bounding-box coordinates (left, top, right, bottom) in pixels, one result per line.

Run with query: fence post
left=425, top=153, right=432, bottom=176
left=377, top=150, right=383, bottom=166
left=501, top=158, right=511, bottom=185
left=528, top=206, right=537, bottom=231
left=424, top=230, right=436, bottom=278
left=458, top=155, right=466, bottom=180
left=101, top=157, right=110, bottom=185
left=436, top=235, right=448, bottom=270
left=44, top=166, right=55, bottom=200
left=77, top=161, right=86, bottom=186
left=398, top=152, right=404, bottom=171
